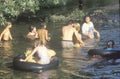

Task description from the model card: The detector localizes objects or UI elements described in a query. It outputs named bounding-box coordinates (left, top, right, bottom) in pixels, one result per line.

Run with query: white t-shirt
left=37, top=46, right=50, bottom=64
left=82, top=22, right=94, bottom=38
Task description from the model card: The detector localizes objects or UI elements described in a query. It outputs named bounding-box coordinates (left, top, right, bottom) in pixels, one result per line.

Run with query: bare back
left=0, top=28, right=12, bottom=41
left=3, top=29, right=11, bottom=40
left=37, top=29, right=48, bottom=43
left=62, top=25, right=75, bottom=41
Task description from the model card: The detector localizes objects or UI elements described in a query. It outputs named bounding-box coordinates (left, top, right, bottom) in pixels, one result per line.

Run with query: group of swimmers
left=0, top=16, right=100, bottom=65
left=26, top=22, right=51, bottom=45
left=0, top=22, right=54, bottom=65
left=62, top=16, right=100, bottom=48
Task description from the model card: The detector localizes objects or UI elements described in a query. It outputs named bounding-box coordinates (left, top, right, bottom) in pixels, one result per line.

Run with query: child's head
left=5, top=22, right=12, bottom=28
left=106, top=40, right=115, bottom=48
left=29, top=26, right=36, bottom=32
left=40, top=23, right=46, bottom=29
left=32, top=27, right=36, bottom=32
left=85, top=16, right=91, bottom=23
left=67, top=20, right=73, bottom=25
left=73, top=23, right=80, bottom=31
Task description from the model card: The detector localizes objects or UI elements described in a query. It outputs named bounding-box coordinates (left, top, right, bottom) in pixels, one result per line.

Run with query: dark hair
left=67, top=20, right=73, bottom=25
left=5, top=22, right=12, bottom=26
left=29, top=26, right=35, bottom=32
left=73, top=23, right=80, bottom=31
left=40, top=23, right=46, bottom=29
left=106, top=40, right=115, bottom=48
left=84, top=16, right=90, bottom=20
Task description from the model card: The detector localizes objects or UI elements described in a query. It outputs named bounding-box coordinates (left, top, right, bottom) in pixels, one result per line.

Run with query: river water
left=0, top=0, right=120, bottom=79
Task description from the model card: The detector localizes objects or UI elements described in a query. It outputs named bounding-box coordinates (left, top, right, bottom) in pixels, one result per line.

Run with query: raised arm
left=23, top=47, right=38, bottom=61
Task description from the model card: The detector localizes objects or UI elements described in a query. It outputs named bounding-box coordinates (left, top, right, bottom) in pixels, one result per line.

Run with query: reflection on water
left=36, top=71, right=51, bottom=79
left=80, top=59, right=120, bottom=79
left=0, top=0, right=119, bottom=79
left=61, top=46, right=105, bottom=79
left=2, top=41, right=13, bottom=50
left=84, top=38, right=100, bottom=48
left=0, top=41, right=14, bottom=79
left=0, top=41, right=13, bottom=61
left=36, top=70, right=57, bottom=79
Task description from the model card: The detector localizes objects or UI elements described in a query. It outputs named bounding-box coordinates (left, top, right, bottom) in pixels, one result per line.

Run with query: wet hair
left=5, top=22, right=12, bottom=26
left=106, top=40, right=115, bottom=48
left=85, top=16, right=90, bottom=18
left=67, top=20, right=73, bottom=25
left=73, top=23, right=80, bottom=31
left=40, top=22, right=46, bottom=29
left=84, top=16, right=90, bottom=20
left=29, top=26, right=35, bottom=32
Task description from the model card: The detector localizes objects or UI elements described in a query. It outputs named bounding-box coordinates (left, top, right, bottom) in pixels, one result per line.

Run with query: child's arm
left=0, top=29, right=6, bottom=41
left=21, top=47, right=38, bottom=61
left=74, top=31, right=85, bottom=46
left=94, top=29, right=100, bottom=38
left=9, top=32, right=13, bottom=40
left=45, top=30, right=51, bottom=41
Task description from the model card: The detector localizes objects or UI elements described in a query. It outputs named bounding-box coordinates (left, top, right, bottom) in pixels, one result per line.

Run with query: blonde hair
left=73, top=23, right=80, bottom=31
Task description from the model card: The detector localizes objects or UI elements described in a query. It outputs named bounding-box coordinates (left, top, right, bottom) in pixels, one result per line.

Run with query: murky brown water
left=0, top=0, right=120, bottom=79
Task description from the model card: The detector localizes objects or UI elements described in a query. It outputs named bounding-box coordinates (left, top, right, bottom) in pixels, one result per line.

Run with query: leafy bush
left=50, top=9, right=85, bottom=23
left=0, top=0, right=39, bottom=26
left=50, top=15, right=66, bottom=22
left=0, top=0, right=74, bottom=26
left=40, top=0, right=72, bottom=8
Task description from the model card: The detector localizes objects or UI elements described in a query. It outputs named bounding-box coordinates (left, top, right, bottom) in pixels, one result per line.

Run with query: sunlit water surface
left=0, top=1, right=120, bottom=79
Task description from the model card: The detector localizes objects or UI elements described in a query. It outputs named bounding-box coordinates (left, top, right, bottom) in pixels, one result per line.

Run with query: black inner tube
left=13, top=54, right=59, bottom=72
left=88, top=49, right=120, bottom=59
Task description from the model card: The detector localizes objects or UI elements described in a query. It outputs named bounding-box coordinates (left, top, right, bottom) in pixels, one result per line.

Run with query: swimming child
left=82, top=16, right=100, bottom=39
left=26, top=26, right=38, bottom=40
left=73, top=23, right=85, bottom=47
left=0, top=22, right=13, bottom=41
left=21, top=40, right=56, bottom=64
left=37, top=23, right=51, bottom=45
left=106, top=40, right=115, bottom=50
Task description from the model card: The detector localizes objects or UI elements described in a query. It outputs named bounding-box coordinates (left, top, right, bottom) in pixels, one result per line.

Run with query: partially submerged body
left=21, top=40, right=56, bottom=65
left=82, top=16, right=100, bottom=39
left=26, top=26, right=38, bottom=40
left=61, top=22, right=84, bottom=48
left=37, top=23, right=50, bottom=45
left=73, top=23, right=84, bottom=47
left=61, top=24, right=75, bottom=48
left=105, top=40, right=115, bottom=50
left=0, top=22, right=13, bottom=41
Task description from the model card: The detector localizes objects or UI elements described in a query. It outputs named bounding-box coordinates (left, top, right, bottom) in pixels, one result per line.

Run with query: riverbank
left=88, top=4, right=119, bottom=28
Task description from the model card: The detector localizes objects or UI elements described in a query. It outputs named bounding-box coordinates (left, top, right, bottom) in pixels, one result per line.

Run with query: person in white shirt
left=20, top=40, right=56, bottom=64
left=82, top=16, right=100, bottom=39
left=26, top=26, right=38, bottom=40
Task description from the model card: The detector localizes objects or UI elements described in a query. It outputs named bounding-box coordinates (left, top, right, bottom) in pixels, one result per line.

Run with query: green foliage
left=0, top=0, right=39, bottom=26
left=0, top=0, right=73, bottom=26
left=40, top=0, right=72, bottom=8
left=0, top=13, right=6, bottom=26
left=50, top=9, right=85, bottom=23
left=50, top=15, right=66, bottom=23
left=67, top=9, right=85, bottom=21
